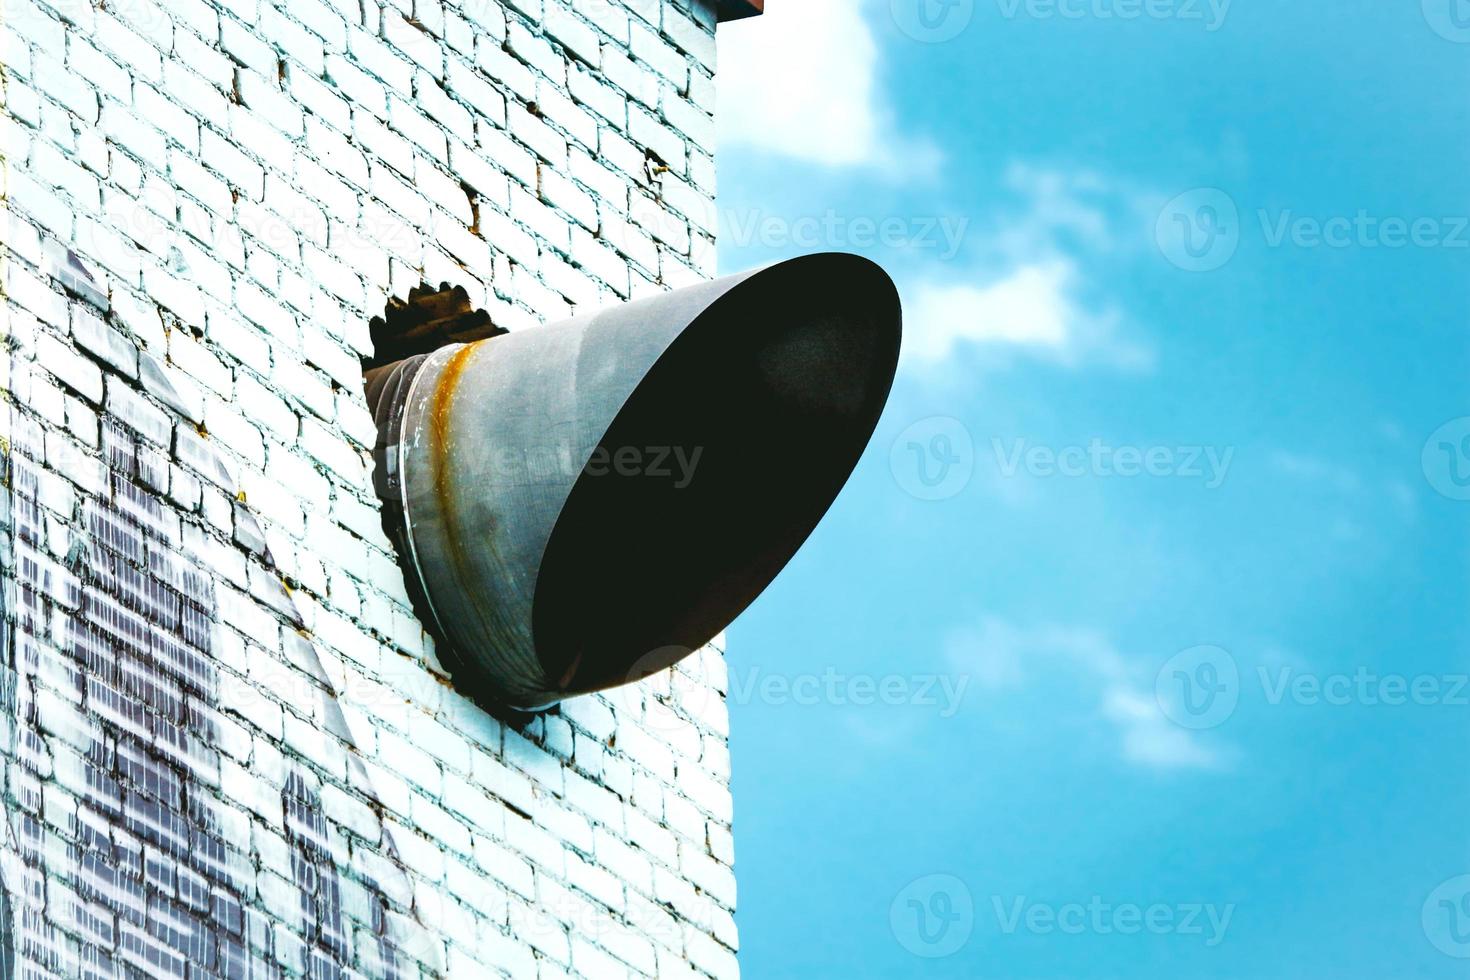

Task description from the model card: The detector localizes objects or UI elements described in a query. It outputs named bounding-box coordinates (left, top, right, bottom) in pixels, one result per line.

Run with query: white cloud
left=1102, top=689, right=1223, bottom=770
left=946, top=615, right=1228, bottom=771
left=908, top=260, right=1101, bottom=359
left=717, top=0, right=936, bottom=172
left=903, top=164, right=1156, bottom=373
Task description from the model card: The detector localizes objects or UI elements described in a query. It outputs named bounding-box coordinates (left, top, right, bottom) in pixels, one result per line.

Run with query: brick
left=413, top=157, right=473, bottom=225
left=204, top=395, right=267, bottom=467
left=507, top=22, right=565, bottom=83
left=476, top=124, right=537, bottom=189
left=261, top=3, right=326, bottom=74
left=168, top=36, right=232, bottom=99
left=134, top=81, right=201, bottom=152
left=271, top=359, right=335, bottom=419
left=88, top=12, right=161, bottom=80
left=383, top=10, right=443, bottom=76
left=475, top=41, right=538, bottom=103
left=157, top=0, right=219, bottom=38
left=222, top=16, right=280, bottom=75
left=100, top=100, right=168, bottom=169
left=9, top=0, right=68, bottom=52
left=353, top=112, right=415, bottom=178
left=479, top=207, right=538, bottom=267
left=387, top=95, right=449, bottom=163
left=347, top=26, right=415, bottom=96
left=545, top=4, right=600, bottom=66
left=663, top=7, right=715, bottom=69
left=573, top=0, right=630, bottom=43
left=31, top=52, right=101, bottom=122
left=105, top=378, right=172, bottom=445
left=168, top=147, right=233, bottom=215
left=629, top=103, right=687, bottom=170
left=534, top=83, right=598, bottom=150
left=72, top=306, right=139, bottom=377
left=507, top=101, right=567, bottom=166
left=460, top=0, right=506, bottom=39
left=67, top=35, right=132, bottom=96
left=446, top=138, right=509, bottom=210
left=306, top=116, right=369, bottom=188
left=235, top=69, right=307, bottom=138
left=285, top=62, right=353, bottom=131
left=568, top=61, right=626, bottom=127
left=31, top=139, right=100, bottom=210
left=36, top=331, right=103, bottom=403
left=290, top=0, right=349, bottom=51
left=300, top=417, right=368, bottom=483
left=138, top=353, right=205, bottom=422
left=325, top=53, right=388, bottom=118
left=162, top=60, right=230, bottom=124
left=539, top=166, right=598, bottom=231
left=629, top=21, right=687, bottom=87
left=226, top=105, right=297, bottom=180
left=444, top=56, right=506, bottom=127
left=413, top=70, right=473, bottom=144
left=662, top=83, right=714, bottom=149
left=201, top=127, right=265, bottom=198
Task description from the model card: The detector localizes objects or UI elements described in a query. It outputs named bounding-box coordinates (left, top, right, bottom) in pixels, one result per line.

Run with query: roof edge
left=717, top=0, right=763, bottom=22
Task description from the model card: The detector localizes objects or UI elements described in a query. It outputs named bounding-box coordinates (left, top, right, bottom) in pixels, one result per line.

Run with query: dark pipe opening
left=533, top=255, right=902, bottom=695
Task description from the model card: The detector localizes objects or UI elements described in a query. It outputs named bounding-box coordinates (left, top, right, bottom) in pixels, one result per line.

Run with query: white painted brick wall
left=0, top=0, right=736, bottom=976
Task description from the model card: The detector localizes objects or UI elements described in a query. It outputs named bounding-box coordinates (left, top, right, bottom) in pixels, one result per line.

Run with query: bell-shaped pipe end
left=369, top=253, right=902, bottom=709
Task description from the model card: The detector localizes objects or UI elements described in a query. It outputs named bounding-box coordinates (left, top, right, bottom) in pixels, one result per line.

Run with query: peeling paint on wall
left=0, top=408, right=410, bottom=977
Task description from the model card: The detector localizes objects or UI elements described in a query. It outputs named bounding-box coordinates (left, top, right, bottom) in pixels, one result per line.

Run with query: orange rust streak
left=429, top=343, right=481, bottom=586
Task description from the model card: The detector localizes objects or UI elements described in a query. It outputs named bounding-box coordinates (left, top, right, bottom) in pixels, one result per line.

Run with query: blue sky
left=714, top=1, right=1469, bottom=976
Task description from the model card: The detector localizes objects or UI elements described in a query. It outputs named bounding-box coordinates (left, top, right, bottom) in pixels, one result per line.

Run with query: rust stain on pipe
left=429, top=343, right=481, bottom=588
